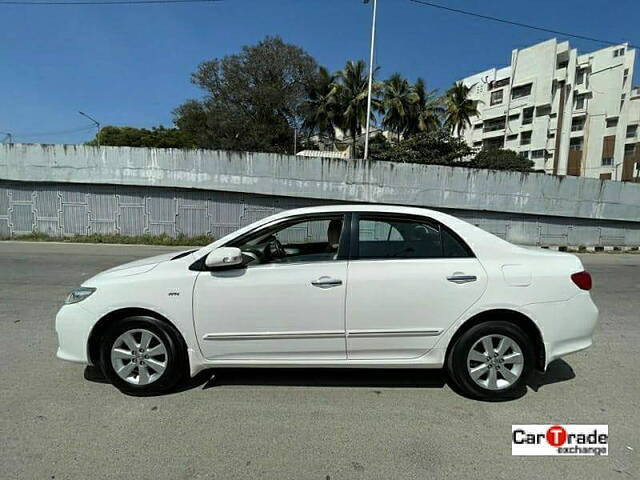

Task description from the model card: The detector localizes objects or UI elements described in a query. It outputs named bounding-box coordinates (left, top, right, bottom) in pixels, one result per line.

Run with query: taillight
left=571, top=271, right=592, bottom=291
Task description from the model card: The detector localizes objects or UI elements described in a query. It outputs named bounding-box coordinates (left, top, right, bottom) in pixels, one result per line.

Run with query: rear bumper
left=55, top=303, right=96, bottom=364
left=526, top=293, right=599, bottom=368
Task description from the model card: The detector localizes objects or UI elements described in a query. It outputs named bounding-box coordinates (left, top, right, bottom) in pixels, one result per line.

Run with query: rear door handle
left=447, top=274, right=477, bottom=284
left=311, top=276, right=343, bottom=288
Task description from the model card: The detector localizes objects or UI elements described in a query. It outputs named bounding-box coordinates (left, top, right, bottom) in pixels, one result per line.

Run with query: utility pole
left=294, top=127, right=297, bottom=155
left=79, top=111, right=101, bottom=147
left=363, top=0, right=377, bottom=160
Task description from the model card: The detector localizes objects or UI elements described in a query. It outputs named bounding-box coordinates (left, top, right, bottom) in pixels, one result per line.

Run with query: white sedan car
left=56, top=205, right=598, bottom=399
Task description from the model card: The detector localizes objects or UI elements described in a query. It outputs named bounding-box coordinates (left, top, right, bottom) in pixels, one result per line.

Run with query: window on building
left=473, top=123, right=483, bottom=130
left=507, top=134, right=518, bottom=141
left=520, top=131, right=532, bottom=146
left=624, top=143, right=636, bottom=155
left=508, top=113, right=520, bottom=120
left=606, top=118, right=619, bottom=128
left=548, top=132, right=555, bottom=138
left=522, top=107, right=534, bottom=125
left=557, top=60, right=568, bottom=69
left=575, top=94, right=587, bottom=110
left=570, top=137, right=583, bottom=151
left=536, top=106, right=551, bottom=117
left=531, top=150, right=546, bottom=159
left=483, top=138, right=504, bottom=150
left=483, top=117, right=506, bottom=133
left=519, top=151, right=529, bottom=159
left=490, top=89, right=503, bottom=106
left=601, top=157, right=613, bottom=166
left=576, top=69, right=585, bottom=85
left=490, top=77, right=510, bottom=89
left=571, top=117, right=585, bottom=131
left=511, top=83, right=533, bottom=100
left=628, top=125, right=638, bottom=138
left=613, top=47, right=625, bottom=57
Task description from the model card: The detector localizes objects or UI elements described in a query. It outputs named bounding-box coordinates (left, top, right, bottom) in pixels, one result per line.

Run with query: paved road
left=1, top=242, right=638, bottom=479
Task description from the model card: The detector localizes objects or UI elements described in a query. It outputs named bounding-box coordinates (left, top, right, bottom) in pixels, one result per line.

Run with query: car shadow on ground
left=84, top=359, right=575, bottom=401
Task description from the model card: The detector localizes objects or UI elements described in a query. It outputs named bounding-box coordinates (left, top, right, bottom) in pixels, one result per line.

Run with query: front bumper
left=55, top=303, right=97, bottom=364
left=526, top=292, right=599, bottom=368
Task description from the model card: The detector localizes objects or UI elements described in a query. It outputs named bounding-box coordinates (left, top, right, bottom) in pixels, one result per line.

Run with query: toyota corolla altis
left=56, top=205, right=598, bottom=399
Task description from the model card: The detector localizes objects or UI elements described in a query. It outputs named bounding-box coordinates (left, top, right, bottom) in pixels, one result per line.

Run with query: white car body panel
left=345, top=257, right=487, bottom=359
left=55, top=204, right=599, bottom=378
left=193, top=261, right=348, bottom=360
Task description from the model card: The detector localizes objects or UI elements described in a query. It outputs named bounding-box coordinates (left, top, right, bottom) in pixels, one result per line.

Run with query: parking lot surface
left=1, top=242, right=638, bottom=479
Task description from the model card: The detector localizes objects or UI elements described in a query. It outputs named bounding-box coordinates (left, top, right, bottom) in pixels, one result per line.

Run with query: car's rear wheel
left=446, top=321, right=534, bottom=400
left=99, top=316, right=186, bottom=395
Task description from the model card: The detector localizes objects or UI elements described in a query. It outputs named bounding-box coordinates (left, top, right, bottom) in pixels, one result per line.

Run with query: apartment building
left=459, top=39, right=640, bottom=181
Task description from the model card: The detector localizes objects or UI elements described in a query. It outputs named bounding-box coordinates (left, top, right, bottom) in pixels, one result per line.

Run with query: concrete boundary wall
left=1, top=180, right=639, bottom=247
left=1, top=144, right=639, bottom=246
left=2, top=143, right=640, bottom=222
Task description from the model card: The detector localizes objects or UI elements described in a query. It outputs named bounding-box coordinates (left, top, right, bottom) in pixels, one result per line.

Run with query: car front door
left=193, top=214, right=349, bottom=360
left=345, top=213, right=488, bottom=360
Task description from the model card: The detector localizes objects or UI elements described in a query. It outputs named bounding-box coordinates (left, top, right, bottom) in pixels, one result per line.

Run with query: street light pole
left=78, top=111, right=101, bottom=147
left=363, top=0, right=377, bottom=160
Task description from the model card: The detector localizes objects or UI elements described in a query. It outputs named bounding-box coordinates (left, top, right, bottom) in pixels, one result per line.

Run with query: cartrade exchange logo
left=512, top=425, right=608, bottom=456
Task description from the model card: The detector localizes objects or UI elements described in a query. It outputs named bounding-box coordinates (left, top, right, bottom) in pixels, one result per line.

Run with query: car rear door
left=345, top=213, right=488, bottom=360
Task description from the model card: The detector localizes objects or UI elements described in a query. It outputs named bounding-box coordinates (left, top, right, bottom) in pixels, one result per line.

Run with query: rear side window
left=442, top=227, right=473, bottom=257
left=356, top=216, right=473, bottom=259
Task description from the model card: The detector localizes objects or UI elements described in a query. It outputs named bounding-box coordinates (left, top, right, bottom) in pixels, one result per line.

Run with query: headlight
left=65, top=287, right=96, bottom=305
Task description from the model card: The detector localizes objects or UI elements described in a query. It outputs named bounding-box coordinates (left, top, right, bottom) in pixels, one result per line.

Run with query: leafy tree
left=87, top=125, right=196, bottom=148
left=406, top=78, right=443, bottom=135
left=444, top=82, right=479, bottom=136
left=367, top=133, right=392, bottom=158
left=380, top=73, right=417, bottom=142
left=370, top=128, right=472, bottom=165
left=300, top=66, right=338, bottom=144
left=333, top=60, right=381, bottom=156
left=470, top=148, right=533, bottom=172
left=173, top=36, right=318, bottom=153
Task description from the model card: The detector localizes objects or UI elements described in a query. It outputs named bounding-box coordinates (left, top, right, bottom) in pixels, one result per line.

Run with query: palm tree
left=406, top=78, right=443, bottom=135
left=334, top=60, right=380, bottom=157
left=381, top=73, right=418, bottom=142
left=300, top=66, right=338, bottom=144
left=444, top=81, right=479, bottom=137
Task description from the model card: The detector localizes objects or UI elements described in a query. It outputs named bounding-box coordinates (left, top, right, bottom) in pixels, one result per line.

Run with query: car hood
left=84, top=250, right=190, bottom=283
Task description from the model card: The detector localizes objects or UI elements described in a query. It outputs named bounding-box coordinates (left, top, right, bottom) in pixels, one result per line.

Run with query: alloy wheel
left=110, top=329, right=168, bottom=385
left=466, top=334, right=524, bottom=390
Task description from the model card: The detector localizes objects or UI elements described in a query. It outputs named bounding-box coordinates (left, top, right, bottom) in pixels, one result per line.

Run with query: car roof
left=269, top=204, right=445, bottom=218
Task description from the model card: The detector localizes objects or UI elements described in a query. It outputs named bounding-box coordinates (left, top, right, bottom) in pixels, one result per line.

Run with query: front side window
left=356, top=216, right=472, bottom=259
left=230, top=215, right=345, bottom=265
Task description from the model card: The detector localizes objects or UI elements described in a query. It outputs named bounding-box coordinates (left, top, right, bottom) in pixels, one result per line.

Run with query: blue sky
left=1, top=0, right=638, bottom=144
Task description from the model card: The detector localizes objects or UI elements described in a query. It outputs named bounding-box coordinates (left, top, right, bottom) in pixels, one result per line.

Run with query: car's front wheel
left=99, top=316, right=187, bottom=395
left=447, top=321, right=535, bottom=400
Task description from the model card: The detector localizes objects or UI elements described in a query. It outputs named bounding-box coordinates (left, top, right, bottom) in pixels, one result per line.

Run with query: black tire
left=446, top=321, right=535, bottom=400
left=99, top=316, right=187, bottom=396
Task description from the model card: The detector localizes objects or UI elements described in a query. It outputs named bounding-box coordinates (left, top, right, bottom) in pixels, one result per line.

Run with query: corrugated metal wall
left=0, top=180, right=639, bottom=247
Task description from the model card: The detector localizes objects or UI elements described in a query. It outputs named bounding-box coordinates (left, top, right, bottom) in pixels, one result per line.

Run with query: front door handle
left=447, top=274, right=477, bottom=284
left=311, top=276, right=343, bottom=288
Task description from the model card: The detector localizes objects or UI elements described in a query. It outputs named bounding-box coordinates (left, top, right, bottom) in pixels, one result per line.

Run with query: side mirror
left=205, top=247, right=244, bottom=269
